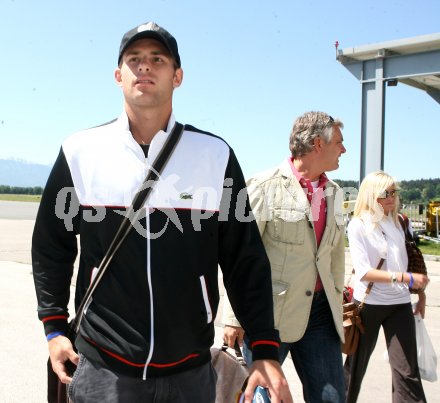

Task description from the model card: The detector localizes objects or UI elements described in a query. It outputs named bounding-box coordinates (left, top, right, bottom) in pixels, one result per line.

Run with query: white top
left=347, top=214, right=410, bottom=305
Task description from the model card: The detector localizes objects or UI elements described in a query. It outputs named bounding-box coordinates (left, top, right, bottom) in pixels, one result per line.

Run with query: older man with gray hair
left=223, top=111, right=347, bottom=402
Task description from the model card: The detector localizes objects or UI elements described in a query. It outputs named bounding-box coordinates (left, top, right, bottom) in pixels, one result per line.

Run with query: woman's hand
left=413, top=290, right=426, bottom=318
left=411, top=272, right=430, bottom=291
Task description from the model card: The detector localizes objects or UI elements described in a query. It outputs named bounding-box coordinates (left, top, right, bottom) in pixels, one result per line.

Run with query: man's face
left=320, top=126, right=346, bottom=172
left=114, top=38, right=183, bottom=109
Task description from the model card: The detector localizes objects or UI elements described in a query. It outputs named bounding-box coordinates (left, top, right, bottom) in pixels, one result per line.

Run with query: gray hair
left=289, top=111, right=344, bottom=158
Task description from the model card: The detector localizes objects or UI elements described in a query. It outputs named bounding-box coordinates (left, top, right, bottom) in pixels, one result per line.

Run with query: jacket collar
left=278, top=158, right=342, bottom=230
left=116, top=111, right=177, bottom=163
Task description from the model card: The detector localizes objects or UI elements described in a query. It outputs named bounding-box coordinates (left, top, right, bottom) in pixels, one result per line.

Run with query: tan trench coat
left=222, top=160, right=346, bottom=342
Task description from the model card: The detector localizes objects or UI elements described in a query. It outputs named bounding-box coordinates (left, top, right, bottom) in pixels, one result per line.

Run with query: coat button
left=306, top=290, right=312, bottom=296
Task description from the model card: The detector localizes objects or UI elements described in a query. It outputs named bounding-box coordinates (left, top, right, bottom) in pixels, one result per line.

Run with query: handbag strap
left=398, top=213, right=413, bottom=242
left=358, top=257, right=385, bottom=310
left=221, top=341, right=247, bottom=366
left=71, top=122, right=185, bottom=333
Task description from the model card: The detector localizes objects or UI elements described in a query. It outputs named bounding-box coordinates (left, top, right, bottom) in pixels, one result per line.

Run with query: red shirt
left=288, top=157, right=328, bottom=291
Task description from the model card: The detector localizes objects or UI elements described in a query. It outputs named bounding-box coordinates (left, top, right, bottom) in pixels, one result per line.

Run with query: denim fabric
left=68, top=354, right=216, bottom=403
left=244, top=291, right=345, bottom=403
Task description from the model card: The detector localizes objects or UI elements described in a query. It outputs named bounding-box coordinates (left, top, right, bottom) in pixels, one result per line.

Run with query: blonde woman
left=345, top=171, right=429, bottom=403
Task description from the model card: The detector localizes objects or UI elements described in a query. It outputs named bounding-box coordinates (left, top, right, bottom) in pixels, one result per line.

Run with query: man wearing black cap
left=32, top=22, right=292, bottom=402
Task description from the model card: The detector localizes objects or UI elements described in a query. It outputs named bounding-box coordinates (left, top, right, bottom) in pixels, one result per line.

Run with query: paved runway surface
left=0, top=200, right=438, bottom=402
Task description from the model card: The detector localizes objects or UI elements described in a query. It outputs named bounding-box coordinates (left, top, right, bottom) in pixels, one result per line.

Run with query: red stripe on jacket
left=86, top=338, right=200, bottom=368
left=42, top=315, right=68, bottom=322
left=251, top=340, right=280, bottom=348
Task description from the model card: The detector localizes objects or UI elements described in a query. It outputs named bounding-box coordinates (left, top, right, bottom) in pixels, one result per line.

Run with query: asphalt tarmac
left=0, top=200, right=438, bottom=402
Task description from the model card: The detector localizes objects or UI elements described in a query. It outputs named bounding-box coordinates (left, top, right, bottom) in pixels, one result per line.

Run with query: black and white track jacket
left=32, top=113, right=280, bottom=378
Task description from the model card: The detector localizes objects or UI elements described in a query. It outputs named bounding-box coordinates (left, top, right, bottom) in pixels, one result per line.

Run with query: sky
left=1, top=0, right=439, bottom=182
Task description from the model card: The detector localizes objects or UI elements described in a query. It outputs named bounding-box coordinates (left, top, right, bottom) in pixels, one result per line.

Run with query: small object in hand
left=343, top=285, right=353, bottom=303
left=236, top=386, right=271, bottom=402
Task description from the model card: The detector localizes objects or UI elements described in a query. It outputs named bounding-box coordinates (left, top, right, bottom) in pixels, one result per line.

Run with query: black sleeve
left=32, top=147, right=80, bottom=336
left=218, top=149, right=280, bottom=361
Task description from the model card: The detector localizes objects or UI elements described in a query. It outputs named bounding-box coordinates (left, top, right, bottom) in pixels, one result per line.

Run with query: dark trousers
left=345, top=302, right=426, bottom=403
left=68, top=354, right=216, bottom=403
left=244, top=291, right=345, bottom=402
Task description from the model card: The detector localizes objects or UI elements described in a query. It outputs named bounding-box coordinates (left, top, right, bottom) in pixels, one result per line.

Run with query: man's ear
left=313, top=136, right=322, bottom=151
left=114, top=68, right=122, bottom=87
left=173, top=68, right=183, bottom=88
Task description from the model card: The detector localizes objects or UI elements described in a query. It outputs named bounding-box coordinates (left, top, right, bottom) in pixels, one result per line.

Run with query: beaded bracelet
left=390, top=272, right=397, bottom=284
left=409, top=272, right=414, bottom=288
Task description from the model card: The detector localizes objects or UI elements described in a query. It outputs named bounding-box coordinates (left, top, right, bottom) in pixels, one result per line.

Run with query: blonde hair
left=353, top=171, right=400, bottom=225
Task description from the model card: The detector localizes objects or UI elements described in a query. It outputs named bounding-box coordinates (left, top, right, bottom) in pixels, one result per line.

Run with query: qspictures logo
left=54, top=169, right=359, bottom=239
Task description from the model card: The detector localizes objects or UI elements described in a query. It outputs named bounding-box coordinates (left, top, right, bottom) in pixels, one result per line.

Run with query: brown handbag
left=341, top=302, right=364, bottom=355
left=341, top=258, right=384, bottom=355
left=398, top=214, right=427, bottom=293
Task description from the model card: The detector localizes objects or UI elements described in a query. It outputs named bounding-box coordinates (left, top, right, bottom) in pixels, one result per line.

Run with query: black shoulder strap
left=72, top=122, right=185, bottom=333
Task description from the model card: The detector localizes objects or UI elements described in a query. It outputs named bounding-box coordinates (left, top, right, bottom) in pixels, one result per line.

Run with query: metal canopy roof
left=337, top=33, right=440, bottom=103
left=336, top=33, right=440, bottom=181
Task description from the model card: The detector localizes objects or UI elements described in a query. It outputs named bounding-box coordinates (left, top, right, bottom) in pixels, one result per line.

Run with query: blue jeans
left=68, top=354, right=216, bottom=402
left=244, top=291, right=345, bottom=403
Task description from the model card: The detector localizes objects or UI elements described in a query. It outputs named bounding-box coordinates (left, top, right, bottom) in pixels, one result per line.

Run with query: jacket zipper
left=143, top=207, right=154, bottom=380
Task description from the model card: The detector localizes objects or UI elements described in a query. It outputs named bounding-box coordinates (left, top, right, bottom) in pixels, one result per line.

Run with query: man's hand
left=223, top=325, right=245, bottom=348
left=244, top=359, right=293, bottom=403
left=48, top=335, right=79, bottom=384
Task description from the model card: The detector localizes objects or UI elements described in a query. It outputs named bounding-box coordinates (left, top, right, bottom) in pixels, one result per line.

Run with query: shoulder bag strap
left=72, top=122, right=185, bottom=333
left=358, top=257, right=385, bottom=310
left=221, top=341, right=247, bottom=367
left=398, top=213, right=413, bottom=242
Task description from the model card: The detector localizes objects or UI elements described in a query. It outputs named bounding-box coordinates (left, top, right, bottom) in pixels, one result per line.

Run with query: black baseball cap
left=118, top=22, right=181, bottom=67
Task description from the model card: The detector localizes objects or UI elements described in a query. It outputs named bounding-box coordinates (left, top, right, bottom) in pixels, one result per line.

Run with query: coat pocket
left=272, top=280, right=289, bottom=327
left=272, top=208, right=306, bottom=245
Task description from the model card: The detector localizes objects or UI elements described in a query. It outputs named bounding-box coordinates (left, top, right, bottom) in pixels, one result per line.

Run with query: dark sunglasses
left=377, top=189, right=399, bottom=199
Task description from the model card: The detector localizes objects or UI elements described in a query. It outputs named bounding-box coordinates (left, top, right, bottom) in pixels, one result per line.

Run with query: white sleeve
left=347, top=219, right=378, bottom=281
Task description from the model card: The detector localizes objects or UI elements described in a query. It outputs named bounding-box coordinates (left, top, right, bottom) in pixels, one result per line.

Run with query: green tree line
left=334, top=178, right=440, bottom=204
left=2, top=178, right=440, bottom=204
left=0, top=185, right=43, bottom=195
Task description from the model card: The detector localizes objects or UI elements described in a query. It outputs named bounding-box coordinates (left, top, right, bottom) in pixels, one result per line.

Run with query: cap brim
left=119, top=31, right=175, bottom=65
